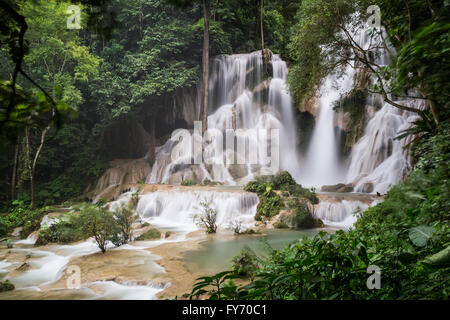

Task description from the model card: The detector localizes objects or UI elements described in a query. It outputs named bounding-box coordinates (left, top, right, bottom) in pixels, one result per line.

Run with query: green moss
left=136, top=228, right=161, bottom=240
left=255, top=188, right=283, bottom=221
left=291, top=204, right=323, bottom=229
left=0, top=280, right=14, bottom=292
left=181, top=179, right=197, bottom=186
left=274, top=219, right=289, bottom=229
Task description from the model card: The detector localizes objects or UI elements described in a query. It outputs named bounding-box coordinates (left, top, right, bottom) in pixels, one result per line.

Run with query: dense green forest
left=0, top=0, right=449, bottom=300
left=0, top=0, right=300, bottom=208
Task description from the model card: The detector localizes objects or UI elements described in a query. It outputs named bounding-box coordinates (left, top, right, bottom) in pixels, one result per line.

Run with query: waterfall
left=299, top=25, right=420, bottom=195
left=147, top=51, right=302, bottom=185
left=299, top=67, right=355, bottom=188
left=344, top=29, right=421, bottom=194
left=314, top=200, right=368, bottom=230
left=345, top=100, right=421, bottom=194
left=136, top=190, right=259, bottom=231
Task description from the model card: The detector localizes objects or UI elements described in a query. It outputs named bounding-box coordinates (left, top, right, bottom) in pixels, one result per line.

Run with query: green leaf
left=422, top=246, right=450, bottom=267
left=408, top=226, right=435, bottom=247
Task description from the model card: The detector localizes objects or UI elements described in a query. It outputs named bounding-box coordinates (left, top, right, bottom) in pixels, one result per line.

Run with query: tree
left=288, top=0, right=449, bottom=132
left=165, top=0, right=210, bottom=133
left=110, top=204, right=136, bottom=246
left=79, top=204, right=116, bottom=253
left=13, top=0, right=100, bottom=208
left=194, top=200, right=218, bottom=233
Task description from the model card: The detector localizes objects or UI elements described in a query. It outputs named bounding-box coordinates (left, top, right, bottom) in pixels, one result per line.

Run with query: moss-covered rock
left=245, top=171, right=319, bottom=221
left=321, top=183, right=354, bottom=193
left=290, top=202, right=323, bottom=229
left=136, top=228, right=161, bottom=240
left=0, top=280, right=14, bottom=292
left=181, top=179, right=197, bottom=186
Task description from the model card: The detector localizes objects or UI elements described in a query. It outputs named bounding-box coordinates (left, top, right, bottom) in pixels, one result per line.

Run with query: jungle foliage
left=190, top=122, right=450, bottom=300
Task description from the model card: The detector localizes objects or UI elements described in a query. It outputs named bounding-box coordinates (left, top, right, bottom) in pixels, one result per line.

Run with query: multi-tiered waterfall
left=147, top=51, right=302, bottom=185
left=112, top=42, right=419, bottom=229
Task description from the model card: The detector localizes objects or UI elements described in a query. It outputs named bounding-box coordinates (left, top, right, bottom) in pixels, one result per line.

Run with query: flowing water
left=1, top=30, right=423, bottom=299
left=136, top=189, right=258, bottom=232
left=147, top=51, right=302, bottom=185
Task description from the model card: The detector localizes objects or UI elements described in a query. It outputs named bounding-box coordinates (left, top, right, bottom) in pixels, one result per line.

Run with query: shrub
left=4, top=202, right=49, bottom=239
left=130, top=185, right=143, bottom=210
left=0, top=280, right=14, bottom=292
left=35, top=215, right=85, bottom=246
left=254, top=185, right=283, bottom=221
left=136, top=228, right=161, bottom=240
left=194, top=201, right=218, bottom=234
left=244, top=171, right=319, bottom=221
left=94, top=198, right=107, bottom=208
left=281, top=184, right=319, bottom=204
left=274, top=216, right=290, bottom=229
left=271, top=171, right=296, bottom=188
left=231, top=246, right=259, bottom=279
left=228, top=219, right=243, bottom=234
left=62, top=201, right=72, bottom=208
left=240, top=228, right=259, bottom=235
left=181, top=179, right=197, bottom=186
left=78, top=205, right=116, bottom=253
left=110, top=204, right=136, bottom=246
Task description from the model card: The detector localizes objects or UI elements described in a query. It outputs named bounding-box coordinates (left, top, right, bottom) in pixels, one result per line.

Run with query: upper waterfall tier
left=147, top=51, right=302, bottom=185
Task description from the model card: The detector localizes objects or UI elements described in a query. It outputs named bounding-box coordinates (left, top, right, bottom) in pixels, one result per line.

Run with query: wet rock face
left=95, top=159, right=152, bottom=192
left=361, top=182, right=374, bottom=193
left=101, top=120, right=152, bottom=159
left=321, top=183, right=354, bottom=193
left=16, top=262, right=30, bottom=272
left=89, top=158, right=152, bottom=202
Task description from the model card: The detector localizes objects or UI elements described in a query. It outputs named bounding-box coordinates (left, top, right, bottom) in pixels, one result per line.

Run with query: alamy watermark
left=66, top=5, right=81, bottom=30
left=66, top=265, right=81, bottom=289
left=366, top=265, right=381, bottom=290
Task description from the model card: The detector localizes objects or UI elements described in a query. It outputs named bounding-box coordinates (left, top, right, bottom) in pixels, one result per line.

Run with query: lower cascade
left=136, top=190, right=259, bottom=231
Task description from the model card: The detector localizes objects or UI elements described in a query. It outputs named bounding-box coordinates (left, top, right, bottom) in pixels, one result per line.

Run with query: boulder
left=321, top=183, right=354, bottom=193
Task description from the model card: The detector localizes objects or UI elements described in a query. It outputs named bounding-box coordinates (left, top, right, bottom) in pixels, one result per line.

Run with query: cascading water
left=344, top=29, right=420, bottom=194
left=136, top=190, right=259, bottom=232
left=147, top=51, right=302, bottom=185
left=314, top=200, right=368, bottom=230
left=299, top=25, right=418, bottom=197
left=299, top=69, right=355, bottom=188
left=345, top=100, right=420, bottom=194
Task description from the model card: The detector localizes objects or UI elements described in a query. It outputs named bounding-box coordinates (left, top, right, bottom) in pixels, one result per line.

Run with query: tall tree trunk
left=260, top=0, right=269, bottom=74
left=201, top=0, right=210, bottom=134
left=260, top=0, right=264, bottom=53
left=25, top=121, right=52, bottom=209
left=25, top=127, right=34, bottom=209
left=11, top=136, right=19, bottom=200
